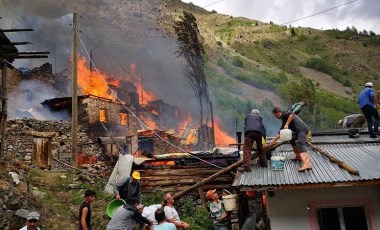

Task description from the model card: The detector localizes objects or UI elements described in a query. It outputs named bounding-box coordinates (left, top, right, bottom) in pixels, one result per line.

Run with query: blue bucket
left=271, top=156, right=285, bottom=171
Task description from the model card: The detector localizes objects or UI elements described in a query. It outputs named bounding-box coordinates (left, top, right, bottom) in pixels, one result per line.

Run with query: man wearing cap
left=358, top=82, right=380, bottom=138
left=238, top=109, right=267, bottom=172
left=114, top=171, right=141, bottom=203
left=20, top=211, right=41, bottom=230
left=206, top=189, right=230, bottom=230
left=79, top=189, right=96, bottom=230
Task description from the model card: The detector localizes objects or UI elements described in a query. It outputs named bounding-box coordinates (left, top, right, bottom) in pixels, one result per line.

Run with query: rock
left=60, top=175, right=67, bottom=179
left=24, top=156, right=32, bottom=161
left=15, top=209, right=29, bottom=219
left=80, top=164, right=91, bottom=169
left=32, top=190, right=46, bottom=199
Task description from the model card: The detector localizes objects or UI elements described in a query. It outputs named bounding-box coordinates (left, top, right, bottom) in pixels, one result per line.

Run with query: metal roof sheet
left=235, top=133, right=380, bottom=187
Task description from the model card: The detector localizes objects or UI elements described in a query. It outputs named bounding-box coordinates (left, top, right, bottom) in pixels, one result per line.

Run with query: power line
left=75, top=28, right=229, bottom=171
left=202, top=0, right=224, bottom=8
left=280, top=0, right=359, bottom=25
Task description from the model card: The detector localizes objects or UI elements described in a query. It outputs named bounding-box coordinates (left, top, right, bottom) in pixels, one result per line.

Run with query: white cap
left=27, top=212, right=40, bottom=220
left=365, top=82, right=373, bottom=87
left=251, top=109, right=260, bottom=115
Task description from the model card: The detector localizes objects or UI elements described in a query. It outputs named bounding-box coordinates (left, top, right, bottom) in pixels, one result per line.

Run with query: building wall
left=267, top=185, right=380, bottom=230
left=80, top=97, right=138, bottom=154
left=4, top=119, right=102, bottom=167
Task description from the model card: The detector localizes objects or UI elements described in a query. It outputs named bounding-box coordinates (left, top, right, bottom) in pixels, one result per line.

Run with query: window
left=120, top=113, right=128, bottom=125
left=318, top=206, right=368, bottom=230
left=99, top=109, right=107, bottom=122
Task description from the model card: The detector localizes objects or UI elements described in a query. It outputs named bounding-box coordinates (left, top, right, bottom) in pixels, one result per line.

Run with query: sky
left=181, top=0, right=380, bottom=34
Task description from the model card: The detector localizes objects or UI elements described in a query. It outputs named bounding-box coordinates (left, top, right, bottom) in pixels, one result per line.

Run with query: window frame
left=120, top=112, right=128, bottom=126
left=99, top=108, right=107, bottom=123
left=308, top=199, right=376, bottom=230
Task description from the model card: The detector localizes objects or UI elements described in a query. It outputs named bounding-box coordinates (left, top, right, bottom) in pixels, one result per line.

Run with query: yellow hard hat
left=132, top=171, right=141, bottom=180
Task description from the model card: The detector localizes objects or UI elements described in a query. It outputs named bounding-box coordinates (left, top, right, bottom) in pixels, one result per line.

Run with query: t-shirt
left=19, top=226, right=40, bottom=230
left=142, top=204, right=161, bottom=225
left=209, top=200, right=229, bottom=227
left=153, top=222, right=177, bottom=230
left=163, top=206, right=180, bottom=222
left=79, top=201, right=92, bottom=230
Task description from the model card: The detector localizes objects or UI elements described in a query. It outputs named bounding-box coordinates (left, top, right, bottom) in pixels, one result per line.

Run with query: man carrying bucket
left=206, top=189, right=231, bottom=230
left=114, top=171, right=141, bottom=203
left=269, top=107, right=312, bottom=172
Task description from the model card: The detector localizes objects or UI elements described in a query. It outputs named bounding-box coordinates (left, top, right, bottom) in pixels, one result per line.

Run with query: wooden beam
left=13, top=55, right=48, bottom=59
left=9, top=42, right=33, bottom=45
left=172, top=142, right=284, bottom=200
left=1, top=29, right=34, bottom=32
left=307, top=142, right=359, bottom=175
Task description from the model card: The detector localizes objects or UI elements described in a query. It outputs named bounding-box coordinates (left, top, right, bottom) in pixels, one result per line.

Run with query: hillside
left=1, top=0, right=379, bottom=134
left=162, top=0, right=380, bottom=133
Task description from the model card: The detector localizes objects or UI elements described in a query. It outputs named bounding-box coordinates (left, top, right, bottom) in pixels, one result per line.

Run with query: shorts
left=290, top=131, right=308, bottom=152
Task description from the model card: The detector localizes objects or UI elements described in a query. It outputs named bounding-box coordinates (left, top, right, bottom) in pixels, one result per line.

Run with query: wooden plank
left=307, top=142, right=359, bottom=175
left=198, top=186, right=206, bottom=206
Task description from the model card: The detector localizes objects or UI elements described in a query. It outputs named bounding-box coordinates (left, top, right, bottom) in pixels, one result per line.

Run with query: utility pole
left=0, top=62, right=8, bottom=159
left=71, top=13, right=78, bottom=167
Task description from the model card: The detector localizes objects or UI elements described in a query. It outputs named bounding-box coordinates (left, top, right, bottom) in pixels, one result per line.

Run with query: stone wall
left=4, top=119, right=102, bottom=167
left=80, top=97, right=138, bottom=154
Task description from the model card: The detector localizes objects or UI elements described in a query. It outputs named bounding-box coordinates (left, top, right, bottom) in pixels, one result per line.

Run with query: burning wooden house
left=42, top=95, right=139, bottom=157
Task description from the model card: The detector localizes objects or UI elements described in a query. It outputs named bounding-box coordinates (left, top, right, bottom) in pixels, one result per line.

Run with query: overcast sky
left=181, top=0, right=380, bottom=34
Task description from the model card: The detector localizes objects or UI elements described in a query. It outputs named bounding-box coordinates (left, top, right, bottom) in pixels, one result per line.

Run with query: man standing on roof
left=358, top=82, right=380, bottom=138
left=269, top=107, right=312, bottom=172
left=284, top=99, right=308, bottom=129
left=114, top=171, right=141, bottom=203
left=238, top=109, right=267, bottom=173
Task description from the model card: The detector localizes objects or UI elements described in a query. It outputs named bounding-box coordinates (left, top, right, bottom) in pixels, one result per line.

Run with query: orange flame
left=213, top=120, right=235, bottom=147
left=77, top=55, right=119, bottom=99
left=127, top=63, right=157, bottom=105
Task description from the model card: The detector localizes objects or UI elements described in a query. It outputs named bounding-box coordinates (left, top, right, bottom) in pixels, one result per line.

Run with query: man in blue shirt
left=358, top=82, right=380, bottom=138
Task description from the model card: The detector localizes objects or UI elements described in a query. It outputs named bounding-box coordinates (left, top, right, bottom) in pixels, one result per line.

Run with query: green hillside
left=162, top=0, right=380, bottom=135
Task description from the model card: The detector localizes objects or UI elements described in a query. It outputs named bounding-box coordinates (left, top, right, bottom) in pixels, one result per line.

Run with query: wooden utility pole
left=71, top=13, right=78, bottom=167
left=0, top=62, right=8, bottom=159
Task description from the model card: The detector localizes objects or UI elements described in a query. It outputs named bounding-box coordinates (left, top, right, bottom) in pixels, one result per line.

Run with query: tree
left=284, top=78, right=316, bottom=126
left=174, top=11, right=210, bottom=146
left=369, top=30, right=376, bottom=36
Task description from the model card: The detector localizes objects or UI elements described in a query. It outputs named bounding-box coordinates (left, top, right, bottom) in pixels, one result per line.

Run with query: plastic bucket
left=279, top=129, right=292, bottom=141
left=107, top=199, right=126, bottom=218
left=271, top=156, right=285, bottom=171
left=222, top=194, right=238, bottom=211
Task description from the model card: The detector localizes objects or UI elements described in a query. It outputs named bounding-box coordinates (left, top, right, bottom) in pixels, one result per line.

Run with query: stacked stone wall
left=5, top=119, right=103, bottom=168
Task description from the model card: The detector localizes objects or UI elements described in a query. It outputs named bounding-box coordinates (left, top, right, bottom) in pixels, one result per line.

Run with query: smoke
left=8, top=79, right=70, bottom=120
left=0, top=0, right=200, bottom=119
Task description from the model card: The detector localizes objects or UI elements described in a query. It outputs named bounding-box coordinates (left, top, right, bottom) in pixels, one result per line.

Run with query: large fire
left=213, top=119, right=235, bottom=146
left=77, top=56, right=119, bottom=99
left=76, top=55, right=235, bottom=147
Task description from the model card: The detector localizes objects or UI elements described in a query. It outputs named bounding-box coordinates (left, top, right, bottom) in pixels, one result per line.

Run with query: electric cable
left=76, top=27, right=231, bottom=171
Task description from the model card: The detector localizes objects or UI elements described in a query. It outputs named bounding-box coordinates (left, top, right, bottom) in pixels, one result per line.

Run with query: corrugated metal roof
left=235, top=133, right=380, bottom=188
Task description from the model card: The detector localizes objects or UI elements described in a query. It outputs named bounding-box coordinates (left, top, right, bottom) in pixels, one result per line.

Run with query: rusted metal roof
left=234, top=132, right=380, bottom=189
